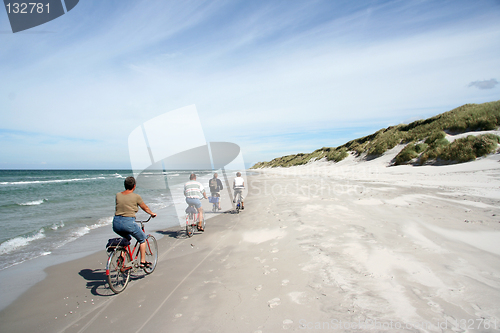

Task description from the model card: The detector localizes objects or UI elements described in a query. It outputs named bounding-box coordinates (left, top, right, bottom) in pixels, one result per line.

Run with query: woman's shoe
left=139, top=261, right=152, bottom=269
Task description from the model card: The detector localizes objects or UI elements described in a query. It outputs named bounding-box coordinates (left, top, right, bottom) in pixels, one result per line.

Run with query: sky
left=1, top=0, right=499, bottom=169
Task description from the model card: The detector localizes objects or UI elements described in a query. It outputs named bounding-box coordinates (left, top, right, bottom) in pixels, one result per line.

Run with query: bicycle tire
left=186, top=213, right=194, bottom=237
left=107, top=249, right=131, bottom=294
left=190, top=221, right=197, bottom=235
left=143, top=235, right=158, bottom=274
left=235, top=192, right=241, bottom=213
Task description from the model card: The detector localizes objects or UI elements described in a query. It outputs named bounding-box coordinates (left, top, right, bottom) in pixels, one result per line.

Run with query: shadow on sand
left=79, top=266, right=149, bottom=296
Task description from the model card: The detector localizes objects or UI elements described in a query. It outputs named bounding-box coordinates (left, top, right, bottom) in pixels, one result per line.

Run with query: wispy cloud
left=1, top=0, right=500, bottom=168
left=468, top=79, right=499, bottom=90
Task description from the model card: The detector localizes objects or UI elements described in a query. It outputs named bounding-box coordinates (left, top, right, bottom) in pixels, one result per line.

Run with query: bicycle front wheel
left=143, top=235, right=158, bottom=274
left=107, top=249, right=131, bottom=294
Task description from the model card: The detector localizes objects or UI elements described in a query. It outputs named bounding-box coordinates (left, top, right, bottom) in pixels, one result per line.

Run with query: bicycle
left=209, top=193, right=220, bottom=212
left=185, top=203, right=205, bottom=237
left=105, top=216, right=158, bottom=294
left=234, top=189, right=243, bottom=214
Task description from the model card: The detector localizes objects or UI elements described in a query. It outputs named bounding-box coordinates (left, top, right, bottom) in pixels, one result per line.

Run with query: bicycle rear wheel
left=186, top=213, right=195, bottom=237
left=143, top=235, right=158, bottom=274
left=235, top=192, right=241, bottom=213
left=107, top=249, right=131, bottom=294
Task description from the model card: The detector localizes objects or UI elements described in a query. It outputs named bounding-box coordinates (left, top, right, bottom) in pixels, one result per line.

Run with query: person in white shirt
left=233, top=172, right=245, bottom=210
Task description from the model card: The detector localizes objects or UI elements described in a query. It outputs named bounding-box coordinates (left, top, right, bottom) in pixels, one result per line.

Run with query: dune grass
left=251, top=100, right=500, bottom=168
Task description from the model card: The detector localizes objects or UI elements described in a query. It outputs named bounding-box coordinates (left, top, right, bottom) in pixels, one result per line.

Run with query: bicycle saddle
left=185, top=206, right=197, bottom=214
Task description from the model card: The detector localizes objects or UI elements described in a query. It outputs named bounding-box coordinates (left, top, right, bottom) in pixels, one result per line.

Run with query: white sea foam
left=51, top=221, right=64, bottom=230
left=72, top=217, right=112, bottom=238
left=18, top=199, right=47, bottom=206
left=1, top=177, right=105, bottom=186
left=0, top=229, right=46, bottom=255
left=90, top=216, right=113, bottom=229
left=55, top=217, right=113, bottom=249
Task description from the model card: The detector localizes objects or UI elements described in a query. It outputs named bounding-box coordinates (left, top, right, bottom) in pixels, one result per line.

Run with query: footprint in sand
left=174, top=313, right=182, bottom=318
left=270, top=248, right=279, bottom=253
left=268, top=297, right=281, bottom=308
left=209, top=293, right=217, bottom=299
left=282, top=279, right=289, bottom=286
left=255, top=285, right=262, bottom=291
left=283, top=319, right=294, bottom=329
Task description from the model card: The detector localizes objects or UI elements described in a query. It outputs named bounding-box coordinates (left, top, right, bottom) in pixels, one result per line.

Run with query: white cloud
left=468, top=79, right=499, bottom=90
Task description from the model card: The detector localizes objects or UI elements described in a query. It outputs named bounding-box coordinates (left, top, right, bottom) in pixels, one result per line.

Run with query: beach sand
left=1, top=149, right=500, bottom=332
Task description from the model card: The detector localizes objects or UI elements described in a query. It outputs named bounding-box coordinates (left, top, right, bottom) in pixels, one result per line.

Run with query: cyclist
left=184, top=173, right=208, bottom=231
left=209, top=172, right=223, bottom=210
left=113, top=176, right=156, bottom=268
left=233, top=172, right=245, bottom=210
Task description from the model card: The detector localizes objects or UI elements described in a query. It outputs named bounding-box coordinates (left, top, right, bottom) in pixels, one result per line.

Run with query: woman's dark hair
left=124, top=176, right=136, bottom=190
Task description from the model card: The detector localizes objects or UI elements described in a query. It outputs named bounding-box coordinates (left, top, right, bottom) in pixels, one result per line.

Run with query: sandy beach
left=1, top=149, right=500, bottom=332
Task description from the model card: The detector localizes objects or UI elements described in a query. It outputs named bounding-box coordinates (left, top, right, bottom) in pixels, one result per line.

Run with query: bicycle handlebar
left=135, top=215, right=153, bottom=224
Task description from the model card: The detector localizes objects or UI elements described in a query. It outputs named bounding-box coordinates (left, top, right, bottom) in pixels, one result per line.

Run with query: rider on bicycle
left=209, top=172, right=223, bottom=210
left=233, top=172, right=245, bottom=210
left=113, top=176, right=156, bottom=268
left=184, top=173, right=208, bottom=231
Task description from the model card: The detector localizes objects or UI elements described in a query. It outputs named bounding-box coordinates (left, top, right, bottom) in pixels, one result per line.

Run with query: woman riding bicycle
left=113, top=176, right=156, bottom=268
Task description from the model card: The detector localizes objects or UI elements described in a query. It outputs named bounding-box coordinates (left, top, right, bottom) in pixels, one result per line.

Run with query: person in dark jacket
left=209, top=173, right=223, bottom=210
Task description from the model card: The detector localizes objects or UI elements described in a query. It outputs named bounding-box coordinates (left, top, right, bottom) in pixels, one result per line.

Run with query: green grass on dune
left=251, top=100, right=500, bottom=169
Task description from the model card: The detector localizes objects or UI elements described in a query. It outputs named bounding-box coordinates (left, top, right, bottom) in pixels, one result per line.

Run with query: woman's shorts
left=112, top=215, right=147, bottom=244
left=186, top=197, right=202, bottom=208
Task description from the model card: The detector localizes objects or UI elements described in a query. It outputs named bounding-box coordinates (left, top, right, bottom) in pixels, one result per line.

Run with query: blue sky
left=1, top=0, right=499, bottom=169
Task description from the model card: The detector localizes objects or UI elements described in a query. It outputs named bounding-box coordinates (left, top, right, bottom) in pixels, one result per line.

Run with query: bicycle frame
left=120, top=240, right=141, bottom=269
left=234, top=190, right=243, bottom=213
left=185, top=204, right=205, bottom=237
left=106, top=217, right=154, bottom=274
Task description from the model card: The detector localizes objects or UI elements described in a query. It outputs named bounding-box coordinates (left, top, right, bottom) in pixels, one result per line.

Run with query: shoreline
left=1, top=157, right=500, bottom=332
left=0, top=202, right=181, bottom=312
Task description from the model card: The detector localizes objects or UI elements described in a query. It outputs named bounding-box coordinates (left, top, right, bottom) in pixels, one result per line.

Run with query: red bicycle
left=105, top=216, right=158, bottom=294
